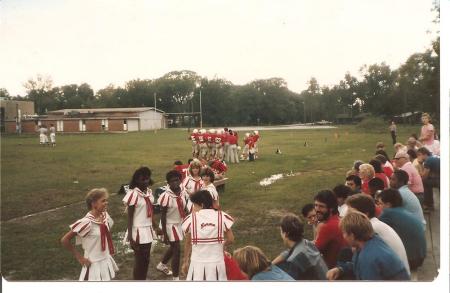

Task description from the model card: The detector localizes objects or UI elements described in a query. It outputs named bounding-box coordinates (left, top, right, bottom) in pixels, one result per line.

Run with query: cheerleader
left=182, top=159, right=204, bottom=213
left=156, top=170, right=189, bottom=280
left=201, top=167, right=220, bottom=209
left=123, top=167, right=161, bottom=280
left=61, top=188, right=118, bottom=281
left=49, top=123, right=56, bottom=147
left=181, top=190, right=235, bottom=280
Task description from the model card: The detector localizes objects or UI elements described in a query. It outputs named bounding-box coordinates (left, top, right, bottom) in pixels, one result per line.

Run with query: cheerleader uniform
left=122, top=187, right=156, bottom=245
left=182, top=209, right=234, bottom=280
left=157, top=188, right=188, bottom=241
left=202, top=183, right=219, bottom=206
left=182, top=176, right=204, bottom=213
left=69, top=211, right=118, bottom=281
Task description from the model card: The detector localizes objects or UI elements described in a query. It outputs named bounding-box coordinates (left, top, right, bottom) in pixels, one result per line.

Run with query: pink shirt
left=421, top=124, right=434, bottom=145
left=400, top=162, right=424, bottom=193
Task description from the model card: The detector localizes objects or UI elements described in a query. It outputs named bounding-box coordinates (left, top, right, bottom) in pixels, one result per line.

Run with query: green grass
left=1, top=125, right=420, bottom=280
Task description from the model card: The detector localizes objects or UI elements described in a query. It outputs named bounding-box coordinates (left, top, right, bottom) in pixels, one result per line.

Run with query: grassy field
left=1, top=125, right=420, bottom=280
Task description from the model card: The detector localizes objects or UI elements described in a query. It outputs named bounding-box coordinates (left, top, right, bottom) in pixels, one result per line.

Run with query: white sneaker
left=156, top=262, right=173, bottom=276
left=172, top=276, right=180, bottom=281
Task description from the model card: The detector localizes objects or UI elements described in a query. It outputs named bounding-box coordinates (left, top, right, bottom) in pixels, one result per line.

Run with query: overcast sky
left=0, top=0, right=438, bottom=96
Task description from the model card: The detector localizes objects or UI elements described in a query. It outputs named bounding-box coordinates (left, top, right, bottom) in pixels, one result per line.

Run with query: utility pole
left=199, top=89, right=203, bottom=128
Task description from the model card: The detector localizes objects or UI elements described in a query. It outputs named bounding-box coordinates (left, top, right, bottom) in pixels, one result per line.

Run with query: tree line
left=1, top=39, right=439, bottom=126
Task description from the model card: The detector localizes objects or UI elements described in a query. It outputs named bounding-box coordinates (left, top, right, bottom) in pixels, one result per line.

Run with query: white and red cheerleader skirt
left=79, top=255, right=119, bottom=281
left=161, top=223, right=184, bottom=242
left=123, top=225, right=156, bottom=245
left=187, top=260, right=227, bottom=281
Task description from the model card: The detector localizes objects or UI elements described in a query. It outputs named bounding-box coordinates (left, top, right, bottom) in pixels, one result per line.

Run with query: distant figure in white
left=49, top=123, right=56, bottom=147
left=38, top=124, right=49, bottom=146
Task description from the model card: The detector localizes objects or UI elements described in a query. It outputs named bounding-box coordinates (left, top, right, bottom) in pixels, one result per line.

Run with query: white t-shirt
left=338, top=204, right=348, bottom=218
left=370, top=217, right=410, bottom=274
left=182, top=209, right=234, bottom=262
left=183, top=176, right=204, bottom=196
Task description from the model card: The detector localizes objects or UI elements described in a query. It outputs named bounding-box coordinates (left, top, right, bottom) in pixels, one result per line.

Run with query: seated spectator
left=393, top=151, right=424, bottom=201
left=390, top=170, right=426, bottom=229
left=345, top=175, right=362, bottom=193
left=394, top=143, right=408, bottom=155
left=301, top=203, right=319, bottom=239
left=369, top=159, right=389, bottom=188
left=345, top=194, right=410, bottom=274
left=272, top=214, right=328, bottom=280
left=375, top=149, right=392, bottom=163
left=233, top=246, right=294, bottom=281
left=326, top=212, right=410, bottom=281
left=374, top=154, right=393, bottom=178
left=416, top=147, right=440, bottom=211
left=377, top=189, right=427, bottom=272
left=407, top=135, right=422, bottom=151
left=346, top=160, right=363, bottom=177
left=332, top=184, right=353, bottom=218
left=313, top=190, right=347, bottom=268
left=358, top=164, right=375, bottom=195
left=375, top=141, right=385, bottom=152
left=368, top=177, right=385, bottom=197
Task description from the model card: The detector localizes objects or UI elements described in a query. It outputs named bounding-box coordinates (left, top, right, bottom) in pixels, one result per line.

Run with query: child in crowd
left=122, top=167, right=160, bottom=280
left=182, top=190, right=235, bottom=280
left=157, top=170, right=189, bottom=280
left=61, top=188, right=118, bottom=281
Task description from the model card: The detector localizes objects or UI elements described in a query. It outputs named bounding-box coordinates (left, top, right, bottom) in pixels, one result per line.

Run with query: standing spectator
left=389, top=121, right=397, bottom=145
left=122, top=167, right=161, bottom=280
left=326, top=212, right=410, bottom=280
left=332, top=184, right=353, bottom=218
left=345, top=175, right=362, bottom=193
left=272, top=214, right=328, bottom=280
left=345, top=195, right=410, bottom=274
left=358, top=164, right=375, bottom=195
left=61, top=188, right=118, bottom=281
left=393, top=151, right=424, bottom=202
left=313, top=190, right=347, bottom=268
left=182, top=190, right=235, bottom=281
left=416, top=147, right=440, bottom=211
left=228, top=132, right=239, bottom=164
left=234, top=246, right=294, bottom=281
left=390, top=170, right=426, bottom=229
left=377, top=189, right=427, bottom=274
left=346, top=160, right=363, bottom=177
left=156, top=170, right=188, bottom=280
left=419, top=113, right=439, bottom=155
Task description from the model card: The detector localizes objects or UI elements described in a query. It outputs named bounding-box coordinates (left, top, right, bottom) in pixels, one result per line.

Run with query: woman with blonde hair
left=359, top=164, right=375, bottom=195
left=61, top=188, right=118, bottom=281
left=233, top=246, right=293, bottom=280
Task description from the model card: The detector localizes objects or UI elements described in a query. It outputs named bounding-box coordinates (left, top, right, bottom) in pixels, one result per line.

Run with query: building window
left=123, top=119, right=127, bottom=131
left=57, top=120, right=64, bottom=132
left=101, top=119, right=109, bottom=131
left=79, top=120, right=86, bottom=132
